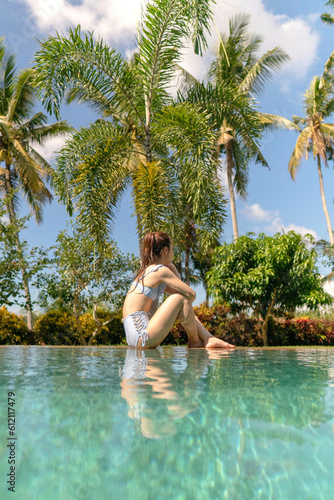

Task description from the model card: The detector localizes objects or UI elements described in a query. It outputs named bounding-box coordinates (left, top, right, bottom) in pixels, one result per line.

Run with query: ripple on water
left=0, top=346, right=334, bottom=499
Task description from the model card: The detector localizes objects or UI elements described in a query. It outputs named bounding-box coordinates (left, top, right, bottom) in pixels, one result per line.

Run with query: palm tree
left=207, top=14, right=297, bottom=240
left=322, top=0, right=334, bottom=24
left=289, top=53, right=334, bottom=246
left=0, top=39, right=71, bottom=329
left=33, top=0, right=226, bottom=258
left=178, top=78, right=264, bottom=239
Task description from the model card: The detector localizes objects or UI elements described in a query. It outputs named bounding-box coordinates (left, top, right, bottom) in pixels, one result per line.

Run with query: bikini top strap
left=138, top=264, right=164, bottom=281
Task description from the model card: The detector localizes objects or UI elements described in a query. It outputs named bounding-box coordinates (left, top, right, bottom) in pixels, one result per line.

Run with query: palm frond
left=189, top=173, right=227, bottom=251
left=240, top=47, right=290, bottom=94
left=288, top=126, right=311, bottom=179
left=65, top=84, right=118, bottom=120
left=19, top=179, right=52, bottom=223
left=33, top=26, right=145, bottom=124
left=231, top=141, right=248, bottom=199
left=174, top=63, right=201, bottom=98
left=132, top=160, right=172, bottom=234
left=53, top=120, right=133, bottom=241
left=6, top=68, right=35, bottom=123
left=320, top=122, right=334, bottom=138
left=321, top=13, right=334, bottom=24
left=137, top=0, right=213, bottom=121
left=0, top=37, right=5, bottom=63
left=292, top=115, right=308, bottom=126
left=153, top=101, right=215, bottom=169
left=259, top=112, right=300, bottom=131
left=0, top=53, right=16, bottom=116
left=11, top=140, right=53, bottom=222
left=323, top=49, right=334, bottom=80
left=23, top=120, right=74, bottom=145
left=229, top=13, right=252, bottom=40
left=322, top=97, right=334, bottom=118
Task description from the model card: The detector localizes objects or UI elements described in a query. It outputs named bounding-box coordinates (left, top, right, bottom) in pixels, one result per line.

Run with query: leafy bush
left=0, top=306, right=32, bottom=345
left=80, top=310, right=126, bottom=345
left=267, top=317, right=334, bottom=346
left=162, top=303, right=334, bottom=347
left=34, top=309, right=126, bottom=346
left=2, top=303, right=334, bottom=347
left=34, top=310, right=78, bottom=345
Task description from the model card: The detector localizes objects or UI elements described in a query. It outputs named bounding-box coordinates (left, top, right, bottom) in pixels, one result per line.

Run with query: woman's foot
left=204, top=337, right=235, bottom=349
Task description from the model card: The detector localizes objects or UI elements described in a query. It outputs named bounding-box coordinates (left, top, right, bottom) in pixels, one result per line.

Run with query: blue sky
left=1, top=0, right=334, bottom=305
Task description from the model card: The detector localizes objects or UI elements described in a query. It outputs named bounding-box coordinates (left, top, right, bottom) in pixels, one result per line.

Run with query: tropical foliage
left=38, top=225, right=139, bottom=345
left=289, top=51, right=334, bottom=245
left=32, top=0, right=226, bottom=266
left=0, top=38, right=71, bottom=328
left=0, top=194, right=50, bottom=311
left=0, top=196, right=21, bottom=306
left=0, top=306, right=31, bottom=345
left=322, top=0, right=334, bottom=24
left=177, top=14, right=296, bottom=240
left=206, top=231, right=332, bottom=346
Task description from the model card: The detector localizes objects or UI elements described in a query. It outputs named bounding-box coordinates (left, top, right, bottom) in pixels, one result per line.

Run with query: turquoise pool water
left=0, top=346, right=334, bottom=500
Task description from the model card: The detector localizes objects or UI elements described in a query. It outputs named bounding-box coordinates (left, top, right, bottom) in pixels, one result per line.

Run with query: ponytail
left=135, top=231, right=171, bottom=281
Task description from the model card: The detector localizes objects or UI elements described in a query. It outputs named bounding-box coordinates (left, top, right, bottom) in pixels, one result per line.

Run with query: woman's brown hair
left=135, top=231, right=172, bottom=281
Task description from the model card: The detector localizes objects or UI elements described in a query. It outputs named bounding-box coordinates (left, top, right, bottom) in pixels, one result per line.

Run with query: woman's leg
left=194, top=315, right=235, bottom=348
left=142, top=293, right=235, bottom=349
left=144, top=294, right=202, bottom=348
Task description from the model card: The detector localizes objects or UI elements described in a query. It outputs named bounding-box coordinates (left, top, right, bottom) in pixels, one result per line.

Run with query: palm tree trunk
left=4, top=163, right=34, bottom=330
left=144, top=92, right=153, bottom=164
left=226, top=141, right=239, bottom=240
left=317, top=154, right=334, bottom=246
left=136, top=209, right=144, bottom=259
left=73, top=295, right=86, bottom=346
left=185, top=246, right=190, bottom=285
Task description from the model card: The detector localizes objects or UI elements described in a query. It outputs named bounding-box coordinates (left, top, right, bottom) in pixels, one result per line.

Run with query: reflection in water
left=120, top=348, right=232, bottom=439
left=1, top=347, right=334, bottom=499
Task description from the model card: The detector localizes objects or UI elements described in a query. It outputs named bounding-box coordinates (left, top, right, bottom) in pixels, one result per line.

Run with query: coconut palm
left=289, top=53, right=334, bottom=246
left=0, top=39, right=72, bottom=329
left=209, top=14, right=298, bottom=239
left=322, top=0, right=334, bottom=24
left=33, top=0, right=226, bottom=258
left=179, top=14, right=297, bottom=240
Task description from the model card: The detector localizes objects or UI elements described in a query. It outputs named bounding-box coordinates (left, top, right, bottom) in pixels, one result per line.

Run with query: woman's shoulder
left=138, top=263, right=166, bottom=279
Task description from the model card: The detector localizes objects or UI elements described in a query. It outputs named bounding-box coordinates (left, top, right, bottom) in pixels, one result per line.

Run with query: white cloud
left=21, top=0, right=142, bottom=44
left=21, top=0, right=320, bottom=81
left=181, top=0, right=320, bottom=81
left=240, top=203, right=278, bottom=222
left=241, top=203, right=318, bottom=239
left=266, top=217, right=318, bottom=240
left=32, top=134, right=70, bottom=161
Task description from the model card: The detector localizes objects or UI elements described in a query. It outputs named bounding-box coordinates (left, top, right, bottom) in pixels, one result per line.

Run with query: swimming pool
left=0, top=346, right=333, bottom=499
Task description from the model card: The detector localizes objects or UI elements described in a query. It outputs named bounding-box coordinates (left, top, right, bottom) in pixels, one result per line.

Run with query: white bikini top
left=131, top=264, right=166, bottom=301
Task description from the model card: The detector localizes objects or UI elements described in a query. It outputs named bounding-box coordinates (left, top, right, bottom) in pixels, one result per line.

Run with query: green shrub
left=0, top=306, right=32, bottom=345
left=267, top=317, right=334, bottom=346
left=162, top=303, right=334, bottom=347
left=80, top=310, right=126, bottom=345
left=34, top=310, right=78, bottom=345
left=34, top=309, right=126, bottom=346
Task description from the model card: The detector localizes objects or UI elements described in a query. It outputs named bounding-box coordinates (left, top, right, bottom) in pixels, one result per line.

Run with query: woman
left=123, top=231, right=235, bottom=349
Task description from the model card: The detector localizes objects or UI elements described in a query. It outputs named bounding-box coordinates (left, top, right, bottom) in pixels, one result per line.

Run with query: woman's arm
left=164, top=263, right=182, bottom=294
left=160, top=267, right=196, bottom=302
left=165, top=263, right=181, bottom=279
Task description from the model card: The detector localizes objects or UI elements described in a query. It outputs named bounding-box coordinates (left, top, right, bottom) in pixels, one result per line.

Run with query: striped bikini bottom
left=123, top=311, right=150, bottom=348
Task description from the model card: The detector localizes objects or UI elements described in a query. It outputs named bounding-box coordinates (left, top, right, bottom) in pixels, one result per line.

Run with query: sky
left=1, top=0, right=334, bottom=305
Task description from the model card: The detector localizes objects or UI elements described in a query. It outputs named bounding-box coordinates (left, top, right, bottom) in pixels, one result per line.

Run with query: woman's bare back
left=123, top=265, right=164, bottom=318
